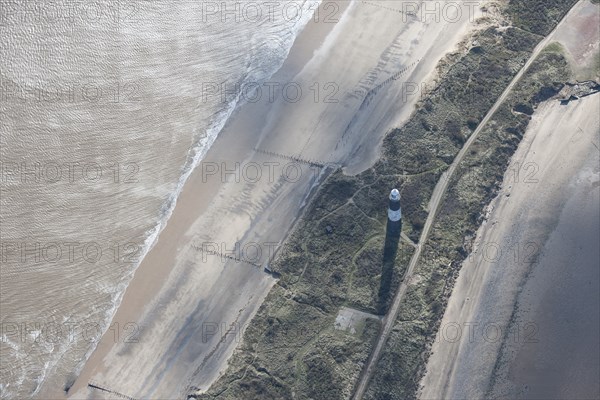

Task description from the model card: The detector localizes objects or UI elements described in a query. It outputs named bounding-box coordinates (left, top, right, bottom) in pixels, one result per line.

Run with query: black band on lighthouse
left=388, top=189, right=402, bottom=222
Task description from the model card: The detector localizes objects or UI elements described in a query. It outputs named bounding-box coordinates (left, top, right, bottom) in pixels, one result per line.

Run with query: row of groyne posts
left=85, top=166, right=402, bottom=398
left=85, top=198, right=402, bottom=397
left=88, top=381, right=137, bottom=400
left=196, top=147, right=341, bottom=277
left=84, top=148, right=339, bottom=398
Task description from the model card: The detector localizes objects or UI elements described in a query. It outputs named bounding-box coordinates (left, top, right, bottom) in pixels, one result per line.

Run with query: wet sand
left=489, top=131, right=599, bottom=399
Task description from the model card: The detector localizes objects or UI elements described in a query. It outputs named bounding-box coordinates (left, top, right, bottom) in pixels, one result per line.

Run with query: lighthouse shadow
left=377, top=220, right=401, bottom=315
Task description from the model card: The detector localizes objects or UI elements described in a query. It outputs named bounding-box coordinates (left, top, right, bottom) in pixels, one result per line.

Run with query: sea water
left=0, top=1, right=319, bottom=397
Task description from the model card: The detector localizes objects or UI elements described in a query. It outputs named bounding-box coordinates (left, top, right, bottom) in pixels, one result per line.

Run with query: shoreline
left=64, top=2, right=352, bottom=399
left=61, top=1, right=491, bottom=398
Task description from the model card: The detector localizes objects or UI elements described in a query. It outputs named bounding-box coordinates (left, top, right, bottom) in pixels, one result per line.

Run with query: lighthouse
left=388, top=189, right=401, bottom=221
left=379, top=188, right=402, bottom=313
left=387, top=189, right=402, bottom=235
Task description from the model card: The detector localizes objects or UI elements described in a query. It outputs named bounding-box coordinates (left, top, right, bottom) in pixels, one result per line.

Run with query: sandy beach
left=419, top=2, right=600, bottom=397
left=421, top=94, right=599, bottom=400
left=57, top=2, right=491, bottom=399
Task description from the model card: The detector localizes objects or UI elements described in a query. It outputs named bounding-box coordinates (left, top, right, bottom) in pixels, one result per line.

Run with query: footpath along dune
left=64, top=2, right=490, bottom=399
